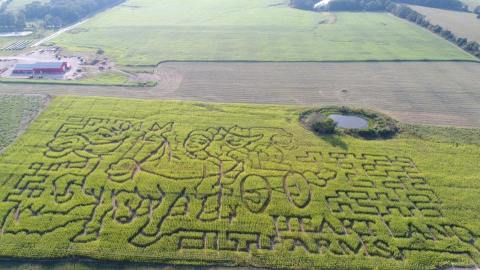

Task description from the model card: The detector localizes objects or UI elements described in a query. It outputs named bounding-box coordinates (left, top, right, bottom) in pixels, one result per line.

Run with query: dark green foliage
left=289, top=0, right=318, bottom=10
left=311, top=118, right=337, bottom=135
left=323, top=0, right=391, bottom=11
left=22, top=0, right=126, bottom=28
left=317, top=0, right=466, bottom=11
left=475, top=5, right=480, bottom=15
left=0, top=11, right=26, bottom=32
left=386, top=4, right=480, bottom=58
left=392, top=0, right=467, bottom=11
left=300, top=106, right=399, bottom=139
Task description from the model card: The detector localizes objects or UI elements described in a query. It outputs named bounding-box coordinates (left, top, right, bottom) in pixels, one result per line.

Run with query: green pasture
left=0, top=96, right=478, bottom=270
left=0, top=71, right=154, bottom=87
left=0, top=95, right=46, bottom=151
left=53, top=0, right=474, bottom=65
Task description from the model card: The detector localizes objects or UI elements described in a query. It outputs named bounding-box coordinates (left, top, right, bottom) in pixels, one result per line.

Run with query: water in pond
left=0, top=31, right=33, bottom=37
left=328, top=114, right=368, bottom=129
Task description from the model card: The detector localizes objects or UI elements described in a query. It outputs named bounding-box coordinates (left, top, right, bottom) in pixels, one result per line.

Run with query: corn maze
left=0, top=97, right=478, bottom=269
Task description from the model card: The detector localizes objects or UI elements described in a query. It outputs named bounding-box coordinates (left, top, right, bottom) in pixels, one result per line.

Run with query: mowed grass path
left=0, top=96, right=478, bottom=269
left=54, top=0, right=474, bottom=65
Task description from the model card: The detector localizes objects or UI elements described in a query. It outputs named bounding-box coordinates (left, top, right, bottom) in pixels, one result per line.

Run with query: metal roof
left=14, top=62, right=66, bottom=70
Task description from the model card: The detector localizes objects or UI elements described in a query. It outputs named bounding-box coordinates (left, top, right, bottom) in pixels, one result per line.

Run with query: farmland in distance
left=0, top=96, right=478, bottom=270
left=409, top=5, right=480, bottom=43
left=52, top=0, right=475, bottom=65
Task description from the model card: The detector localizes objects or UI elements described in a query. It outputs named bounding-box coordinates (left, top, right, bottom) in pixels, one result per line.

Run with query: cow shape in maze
left=0, top=117, right=478, bottom=265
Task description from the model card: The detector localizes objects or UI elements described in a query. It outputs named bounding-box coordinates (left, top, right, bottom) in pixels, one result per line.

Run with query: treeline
left=0, top=13, right=26, bottom=31
left=23, top=0, right=125, bottom=28
left=0, top=0, right=26, bottom=31
left=0, top=0, right=125, bottom=32
left=0, top=0, right=13, bottom=12
left=392, top=0, right=467, bottom=11
left=0, top=0, right=26, bottom=32
left=387, top=4, right=480, bottom=57
left=290, top=0, right=318, bottom=10
left=322, top=0, right=390, bottom=11
left=291, top=0, right=467, bottom=11
left=291, top=0, right=391, bottom=11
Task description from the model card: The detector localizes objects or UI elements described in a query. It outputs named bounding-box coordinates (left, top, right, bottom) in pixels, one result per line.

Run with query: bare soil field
left=0, top=61, right=479, bottom=127
left=409, top=5, right=480, bottom=43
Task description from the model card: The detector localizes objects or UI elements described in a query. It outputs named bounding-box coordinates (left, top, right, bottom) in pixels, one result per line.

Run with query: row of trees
left=321, top=0, right=390, bottom=11
left=387, top=4, right=480, bottom=57
left=23, top=0, right=125, bottom=28
left=0, top=0, right=26, bottom=31
left=290, top=0, right=318, bottom=10
left=392, top=0, right=467, bottom=11
left=291, top=0, right=467, bottom=11
left=0, top=12, right=26, bottom=32
left=0, top=0, right=125, bottom=32
left=0, top=0, right=12, bottom=12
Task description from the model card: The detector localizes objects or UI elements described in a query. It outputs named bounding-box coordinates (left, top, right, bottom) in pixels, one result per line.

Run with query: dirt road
left=31, top=19, right=90, bottom=47
left=1, top=61, right=479, bottom=127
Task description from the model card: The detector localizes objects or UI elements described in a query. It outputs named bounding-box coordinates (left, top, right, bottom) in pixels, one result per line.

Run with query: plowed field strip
left=1, top=61, right=479, bottom=127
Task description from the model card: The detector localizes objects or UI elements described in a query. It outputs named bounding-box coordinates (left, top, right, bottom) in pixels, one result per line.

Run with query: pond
left=328, top=114, right=368, bottom=129
left=0, top=31, right=33, bottom=37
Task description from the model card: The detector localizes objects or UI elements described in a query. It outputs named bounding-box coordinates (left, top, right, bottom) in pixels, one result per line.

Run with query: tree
left=392, top=0, right=467, bottom=11
left=289, top=0, right=317, bottom=10
left=22, top=0, right=125, bottom=28
left=474, top=5, right=480, bottom=15
left=15, top=12, right=26, bottom=29
left=312, top=118, right=337, bottom=135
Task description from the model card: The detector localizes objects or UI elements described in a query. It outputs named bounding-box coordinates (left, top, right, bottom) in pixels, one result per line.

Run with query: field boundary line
left=135, top=59, right=480, bottom=68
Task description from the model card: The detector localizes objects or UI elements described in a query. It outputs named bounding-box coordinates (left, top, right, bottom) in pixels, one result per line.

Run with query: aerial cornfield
left=0, top=96, right=478, bottom=270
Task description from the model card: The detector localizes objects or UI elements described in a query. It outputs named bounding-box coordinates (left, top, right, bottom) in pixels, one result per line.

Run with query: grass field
left=52, top=0, right=474, bottom=65
left=0, top=95, right=47, bottom=151
left=0, top=96, right=478, bottom=270
left=410, top=5, right=480, bottom=43
left=0, top=72, right=155, bottom=87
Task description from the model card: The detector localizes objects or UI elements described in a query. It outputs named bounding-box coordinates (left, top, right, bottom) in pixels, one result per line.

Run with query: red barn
left=12, top=62, right=69, bottom=75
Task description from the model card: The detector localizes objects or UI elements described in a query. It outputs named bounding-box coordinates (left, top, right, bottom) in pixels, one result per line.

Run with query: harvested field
left=157, top=61, right=480, bottom=127
left=0, top=96, right=479, bottom=270
left=1, top=61, right=480, bottom=127
left=409, top=5, right=480, bottom=43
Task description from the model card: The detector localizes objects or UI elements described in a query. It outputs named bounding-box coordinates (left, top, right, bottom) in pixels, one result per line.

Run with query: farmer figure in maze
left=73, top=121, right=175, bottom=242
left=0, top=118, right=134, bottom=235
